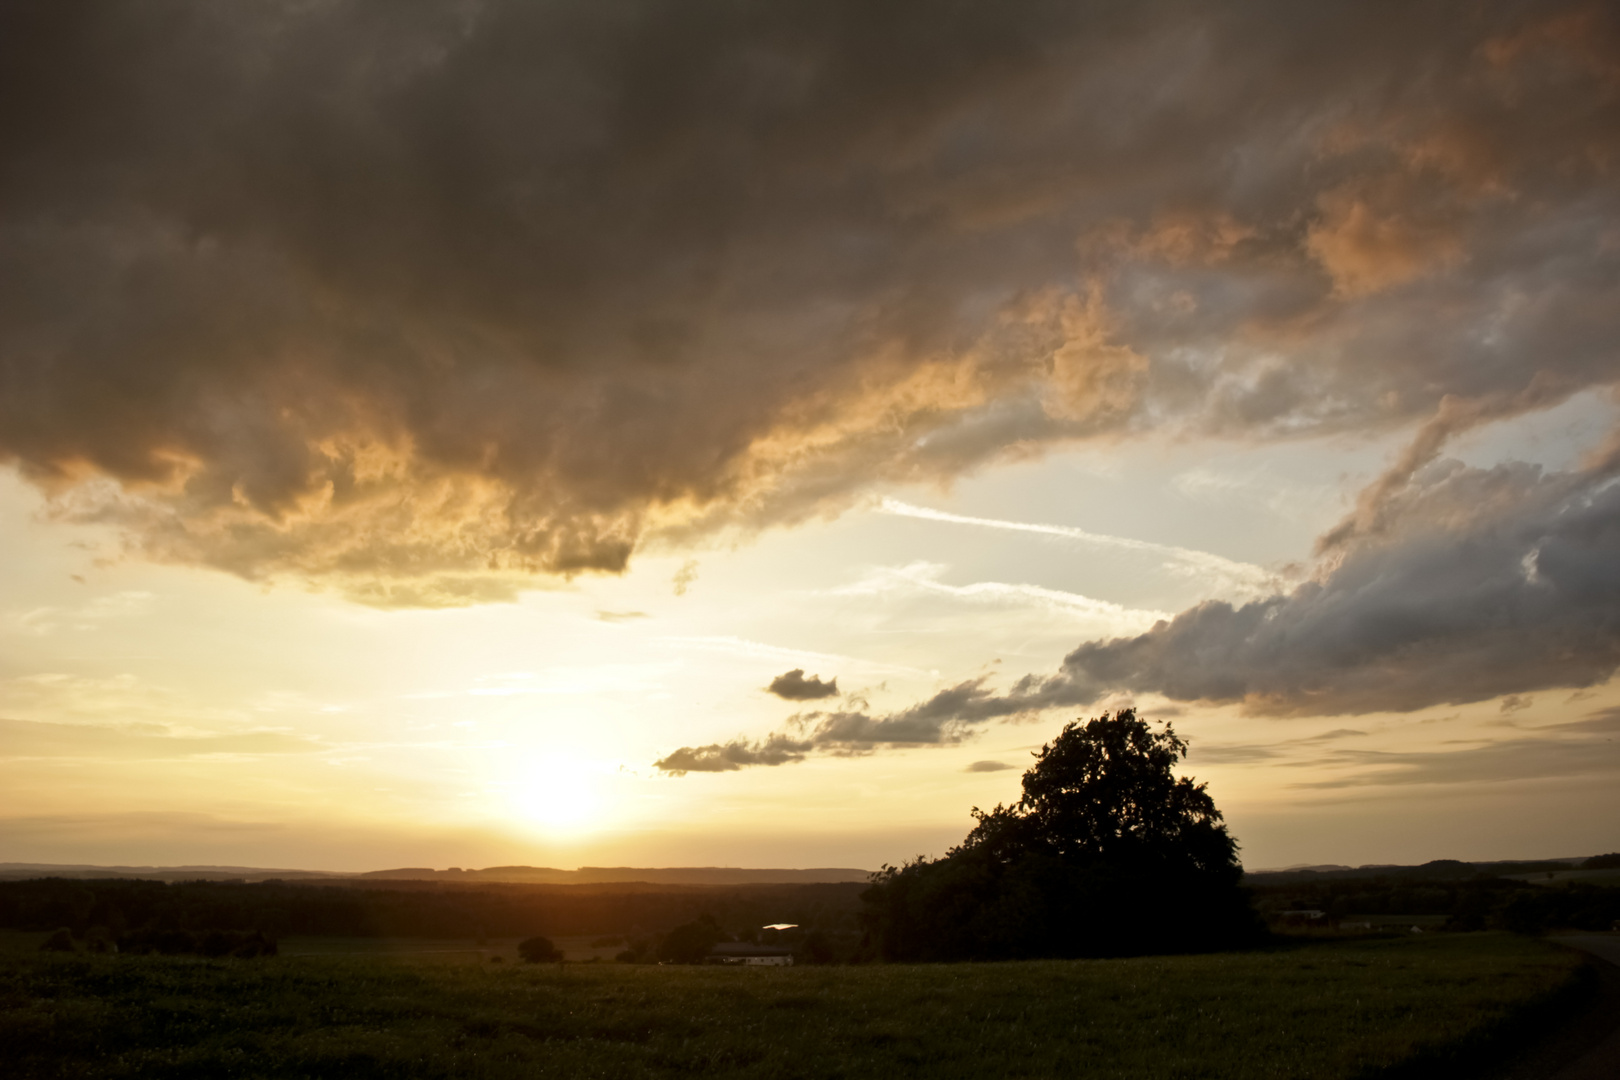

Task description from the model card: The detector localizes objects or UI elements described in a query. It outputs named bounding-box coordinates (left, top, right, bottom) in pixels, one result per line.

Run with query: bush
left=40, top=928, right=75, bottom=952
left=116, top=928, right=277, bottom=958
left=657, top=916, right=725, bottom=964
left=517, top=935, right=563, bottom=963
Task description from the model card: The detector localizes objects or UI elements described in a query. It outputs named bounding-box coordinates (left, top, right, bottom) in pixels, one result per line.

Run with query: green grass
left=272, top=935, right=627, bottom=964
left=1341, top=915, right=1451, bottom=928
left=0, top=933, right=1587, bottom=1079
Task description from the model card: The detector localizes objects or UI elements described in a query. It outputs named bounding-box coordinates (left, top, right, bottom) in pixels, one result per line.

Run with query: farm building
left=706, top=942, right=794, bottom=967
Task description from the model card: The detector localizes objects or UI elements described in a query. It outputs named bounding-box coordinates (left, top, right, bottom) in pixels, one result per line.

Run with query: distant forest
left=2, top=853, right=1617, bottom=959
left=1246, top=855, right=1620, bottom=934
left=0, top=878, right=867, bottom=945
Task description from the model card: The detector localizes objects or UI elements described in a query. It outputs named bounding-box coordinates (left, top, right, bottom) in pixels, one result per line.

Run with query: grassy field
left=272, top=935, right=626, bottom=964
left=0, top=932, right=1590, bottom=1079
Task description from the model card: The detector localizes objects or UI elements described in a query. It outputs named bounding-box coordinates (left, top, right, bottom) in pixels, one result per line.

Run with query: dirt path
left=1489, top=936, right=1620, bottom=1080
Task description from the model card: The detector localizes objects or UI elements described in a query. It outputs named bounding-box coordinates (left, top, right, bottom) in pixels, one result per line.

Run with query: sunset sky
left=2, top=0, right=1618, bottom=874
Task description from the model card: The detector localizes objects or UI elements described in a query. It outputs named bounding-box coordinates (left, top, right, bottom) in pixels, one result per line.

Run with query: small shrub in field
left=115, top=928, right=277, bottom=958
left=518, top=935, right=562, bottom=963
left=40, top=928, right=75, bottom=952
left=657, top=915, right=725, bottom=964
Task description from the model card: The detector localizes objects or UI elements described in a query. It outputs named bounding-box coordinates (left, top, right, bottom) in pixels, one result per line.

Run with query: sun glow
left=506, top=753, right=608, bottom=834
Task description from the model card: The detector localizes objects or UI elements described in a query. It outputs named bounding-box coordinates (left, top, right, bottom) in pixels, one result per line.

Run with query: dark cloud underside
left=1054, top=459, right=1620, bottom=716
left=766, top=669, right=839, bottom=700
left=2, top=1, right=1615, bottom=605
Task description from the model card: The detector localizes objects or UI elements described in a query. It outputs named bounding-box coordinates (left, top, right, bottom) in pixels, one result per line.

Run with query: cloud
left=874, top=505, right=1272, bottom=598
left=1049, top=458, right=1620, bottom=715
left=1297, top=708, right=1620, bottom=788
left=0, top=717, right=324, bottom=761
left=0, top=1, right=1614, bottom=603
left=1302, top=728, right=1368, bottom=742
left=965, top=760, right=1016, bottom=773
left=653, top=733, right=815, bottom=775
left=879, top=452, right=1620, bottom=722
left=1186, top=743, right=1282, bottom=765
left=1188, top=725, right=1369, bottom=765
left=656, top=673, right=1094, bottom=773
left=595, top=609, right=649, bottom=623
left=674, top=447, right=1620, bottom=774
left=766, top=668, right=839, bottom=701
left=10, top=590, right=154, bottom=635
left=834, top=560, right=1172, bottom=631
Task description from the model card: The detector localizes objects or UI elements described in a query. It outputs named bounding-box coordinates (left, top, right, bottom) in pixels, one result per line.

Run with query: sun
left=508, top=753, right=606, bottom=833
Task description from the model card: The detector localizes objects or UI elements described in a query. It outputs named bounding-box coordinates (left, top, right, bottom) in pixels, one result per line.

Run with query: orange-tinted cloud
left=1, top=1, right=1616, bottom=603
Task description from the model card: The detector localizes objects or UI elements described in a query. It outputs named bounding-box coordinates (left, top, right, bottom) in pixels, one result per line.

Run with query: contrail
left=877, top=498, right=1273, bottom=595
left=836, top=561, right=1171, bottom=631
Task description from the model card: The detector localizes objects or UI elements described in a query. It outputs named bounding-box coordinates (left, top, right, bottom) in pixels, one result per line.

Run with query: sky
left=2, top=0, right=1618, bottom=873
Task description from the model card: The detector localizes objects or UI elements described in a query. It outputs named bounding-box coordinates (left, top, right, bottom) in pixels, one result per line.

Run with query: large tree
left=862, top=710, right=1261, bottom=961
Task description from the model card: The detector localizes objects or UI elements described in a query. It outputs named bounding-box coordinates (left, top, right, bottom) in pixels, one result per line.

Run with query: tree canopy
left=861, top=710, right=1260, bottom=961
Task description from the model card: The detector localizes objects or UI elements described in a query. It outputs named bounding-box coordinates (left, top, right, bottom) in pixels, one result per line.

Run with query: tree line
left=0, top=877, right=864, bottom=946
left=1250, top=874, right=1620, bottom=933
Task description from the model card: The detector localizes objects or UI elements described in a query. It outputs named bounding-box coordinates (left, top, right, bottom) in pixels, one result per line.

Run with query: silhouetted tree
left=657, top=914, right=726, bottom=964
left=518, top=935, right=563, bottom=963
left=862, top=709, right=1261, bottom=960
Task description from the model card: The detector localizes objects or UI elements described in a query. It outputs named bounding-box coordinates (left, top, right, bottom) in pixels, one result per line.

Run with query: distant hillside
left=1244, top=856, right=1597, bottom=886
left=359, top=866, right=874, bottom=885
left=0, top=863, right=344, bottom=883
left=0, top=862, right=874, bottom=885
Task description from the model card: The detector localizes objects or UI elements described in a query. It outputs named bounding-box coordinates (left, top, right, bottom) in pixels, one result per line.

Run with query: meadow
left=0, top=931, right=1591, bottom=1079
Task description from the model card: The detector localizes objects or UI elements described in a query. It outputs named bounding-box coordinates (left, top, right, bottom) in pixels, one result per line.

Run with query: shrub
left=518, top=935, right=563, bottom=963
left=40, top=928, right=75, bottom=952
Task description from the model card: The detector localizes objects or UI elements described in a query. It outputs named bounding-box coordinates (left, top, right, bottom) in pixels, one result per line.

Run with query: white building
left=707, top=941, right=794, bottom=967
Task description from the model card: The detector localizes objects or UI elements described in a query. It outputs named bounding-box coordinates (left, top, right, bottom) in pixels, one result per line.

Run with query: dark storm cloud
left=766, top=668, right=839, bottom=701
left=2, top=1, right=1616, bottom=603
